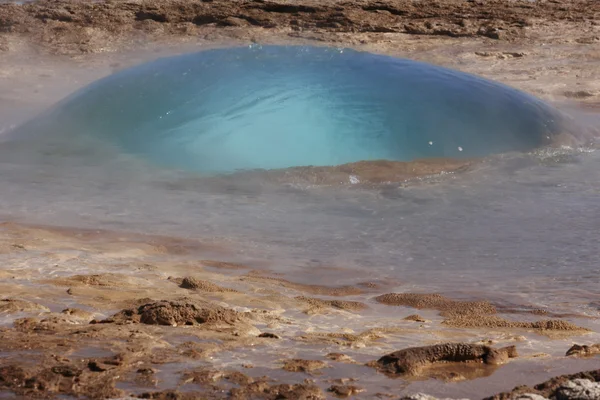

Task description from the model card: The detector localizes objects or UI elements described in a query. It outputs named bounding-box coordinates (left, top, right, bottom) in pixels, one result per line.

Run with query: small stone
left=328, top=384, right=365, bottom=397
left=403, top=314, right=427, bottom=322
left=400, top=394, right=439, bottom=400
left=401, top=394, right=469, bottom=400
left=258, top=332, right=280, bottom=339
left=565, top=343, right=600, bottom=357
left=512, top=394, right=549, bottom=400
left=326, top=353, right=354, bottom=363
left=282, top=359, right=327, bottom=373
left=137, top=368, right=156, bottom=374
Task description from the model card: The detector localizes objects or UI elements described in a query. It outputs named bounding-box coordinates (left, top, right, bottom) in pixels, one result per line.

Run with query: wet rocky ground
left=0, top=0, right=599, bottom=399
left=0, top=223, right=599, bottom=399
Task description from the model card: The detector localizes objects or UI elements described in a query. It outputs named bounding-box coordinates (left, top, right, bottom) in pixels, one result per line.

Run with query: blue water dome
left=6, top=45, right=563, bottom=173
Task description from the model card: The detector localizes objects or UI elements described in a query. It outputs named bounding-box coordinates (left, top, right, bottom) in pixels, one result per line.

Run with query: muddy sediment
left=0, top=223, right=598, bottom=399
left=375, top=293, right=590, bottom=336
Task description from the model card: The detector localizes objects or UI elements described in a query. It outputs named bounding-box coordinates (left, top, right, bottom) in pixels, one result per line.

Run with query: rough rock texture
left=179, top=276, right=237, bottom=293
left=566, top=344, right=600, bottom=357
left=375, top=343, right=518, bottom=376
left=0, top=0, right=597, bottom=55
left=485, top=370, right=600, bottom=400
left=282, top=359, right=327, bottom=373
left=511, top=395, right=549, bottom=400
left=404, top=314, right=427, bottom=322
left=327, top=384, right=364, bottom=397
left=105, top=299, right=241, bottom=326
left=0, top=363, right=122, bottom=399
left=554, top=379, right=600, bottom=400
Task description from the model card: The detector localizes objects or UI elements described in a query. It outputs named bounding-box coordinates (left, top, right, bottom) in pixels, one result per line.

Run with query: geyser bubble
left=5, top=45, right=564, bottom=173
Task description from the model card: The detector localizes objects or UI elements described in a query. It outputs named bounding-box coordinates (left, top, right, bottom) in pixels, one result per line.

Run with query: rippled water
left=3, top=45, right=562, bottom=172
left=0, top=46, right=599, bottom=316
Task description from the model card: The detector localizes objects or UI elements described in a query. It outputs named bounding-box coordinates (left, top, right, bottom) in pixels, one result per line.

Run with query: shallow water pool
left=0, top=46, right=598, bottom=317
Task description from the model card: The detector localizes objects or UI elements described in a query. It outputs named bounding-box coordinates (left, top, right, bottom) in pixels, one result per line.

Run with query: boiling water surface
left=0, top=45, right=598, bottom=317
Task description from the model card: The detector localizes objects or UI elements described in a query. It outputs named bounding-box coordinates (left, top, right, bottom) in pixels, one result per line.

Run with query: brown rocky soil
left=0, top=0, right=598, bottom=56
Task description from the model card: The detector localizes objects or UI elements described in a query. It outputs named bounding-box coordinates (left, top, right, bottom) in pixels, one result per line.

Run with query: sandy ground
left=0, top=1, right=600, bottom=399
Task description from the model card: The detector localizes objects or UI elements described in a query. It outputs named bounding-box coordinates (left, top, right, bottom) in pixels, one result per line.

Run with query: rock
left=282, top=359, right=327, bottom=373
left=401, top=395, right=436, bottom=400
left=179, top=276, right=237, bottom=292
left=328, top=384, right=365, bottom=397
left=566, top=344, right=600, bottom=357
left=404, top=314, right=427, bottom=322
left=326, top=353, right=355, bottom=363
left=105, top=299, right=241, bottom=326
left=484, top=370, right=600, bottom=400
left=374, top=343, right=518, bottom=376
left=555, top=379, right=600, bottom=400
left=258, top=332, right=280, bottom=339
left=512, top=395, right=549, bottom=400
left=400, top=394, right=469, bottom=400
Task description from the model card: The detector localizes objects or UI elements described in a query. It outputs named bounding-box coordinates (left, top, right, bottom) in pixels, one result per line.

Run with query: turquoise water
left=5, top=45, right=563, bottom=173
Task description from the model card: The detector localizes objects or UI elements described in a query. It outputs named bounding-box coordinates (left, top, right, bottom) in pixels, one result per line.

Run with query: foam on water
left=3, top=45, right=563, bottom=173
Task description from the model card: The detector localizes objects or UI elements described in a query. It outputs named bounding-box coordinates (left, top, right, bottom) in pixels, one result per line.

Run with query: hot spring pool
left=3, top=45, right=563, bottom=173
left=0, top=44, right=598, bottom=319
